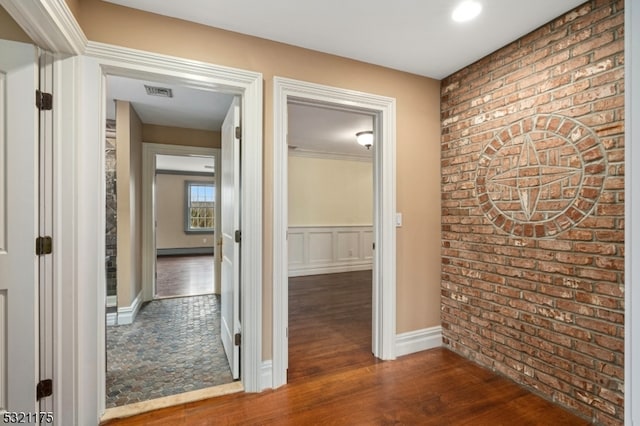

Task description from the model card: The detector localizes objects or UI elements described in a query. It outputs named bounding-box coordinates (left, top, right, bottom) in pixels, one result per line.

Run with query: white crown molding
left=84, top=41, right=261, bottom=89
left=0, top=0, right=87, bottom=55
left=288, top=147, right=372, bottom=163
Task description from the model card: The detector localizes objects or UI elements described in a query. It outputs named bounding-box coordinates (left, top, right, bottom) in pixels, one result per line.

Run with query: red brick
left=575, top=267, right=619, bottom=282
left=575, top=292, right=621, bottom=309
left=593, top=38, right=625, bottom=61
left=555, top=252, right=594, bottom=265
left=440, top=2, right=624, bottom=421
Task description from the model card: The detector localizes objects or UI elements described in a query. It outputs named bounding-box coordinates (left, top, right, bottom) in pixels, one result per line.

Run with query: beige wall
left=143, top=124, right=221, bottom=148
left=77, top=0, right=442, bottom=357
left=156, top=173, right=215, bottom=249
left=116, top=100, right=143, bottom=308
left=288, top=156, right=372, bottom=226
left=64, top=0, right=81, bottom=20
left=0, top=6, right=32, bottom=43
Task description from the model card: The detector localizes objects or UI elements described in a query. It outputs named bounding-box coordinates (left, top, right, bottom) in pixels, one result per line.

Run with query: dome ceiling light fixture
left=452, top=0, right=482, bottom=23
left=356, top=130, right=374, bottom=150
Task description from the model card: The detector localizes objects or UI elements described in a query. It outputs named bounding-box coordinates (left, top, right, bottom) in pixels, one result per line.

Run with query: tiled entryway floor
left=106, top=295, right=233, bottom=408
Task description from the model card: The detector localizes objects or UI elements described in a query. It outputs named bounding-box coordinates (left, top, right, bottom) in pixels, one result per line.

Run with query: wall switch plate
left=396, top=212, right=402, bottom=227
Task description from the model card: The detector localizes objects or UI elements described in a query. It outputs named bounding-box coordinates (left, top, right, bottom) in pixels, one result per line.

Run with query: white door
left=0, top=39, right=40, bottom=415
left=221, top=97, right=241, bottom=379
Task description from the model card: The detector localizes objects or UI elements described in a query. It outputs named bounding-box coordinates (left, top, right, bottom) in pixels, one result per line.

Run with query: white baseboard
left=260, top=360, right=273, bottom=391
left=395, top=326, right=442, bottom=357
left=106, top=295, right=117, bottom=308
left=157, top=247, right=214, bottom=256
left=116, top=291, right=143, bottom=325
left=106, top=312, right=117, bottom=326
left=289, top=263, right=372, bottom=277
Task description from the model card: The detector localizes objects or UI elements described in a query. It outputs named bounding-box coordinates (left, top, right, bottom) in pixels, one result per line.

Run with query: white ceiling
left=106, top=75, right=234, bottom=131
left=103, top=0, right=586, bottom=79
left=106, top=75, right=375, bottom=157
left=288, top=103, right=374, bottom=159
left=104, top=0, right=586, bottom=157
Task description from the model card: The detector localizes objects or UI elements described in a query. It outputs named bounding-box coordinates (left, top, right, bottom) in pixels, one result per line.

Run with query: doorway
left=154, top=154, right=217, bottom=299
left=286, top=102, right=375, bottom=380
left=272, top=77, right=397, bottom=388
left=102, top=74, right=240, bottom=410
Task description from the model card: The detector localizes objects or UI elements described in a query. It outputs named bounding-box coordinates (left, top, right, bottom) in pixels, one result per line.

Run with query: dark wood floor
left=103, top=271, right=588, bottom=425
left=155, top=255, right=215, bottom=298
left=288, top=270, right=374, bottom=381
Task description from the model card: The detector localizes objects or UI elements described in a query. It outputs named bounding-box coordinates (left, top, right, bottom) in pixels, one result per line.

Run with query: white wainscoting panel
left=337, top=231, right=360, bottom=260
left=288, top=233, right=305, bottom=267
left=288, top=226, right=373, bottom=277
left=308, top=231, right=333, bottom=264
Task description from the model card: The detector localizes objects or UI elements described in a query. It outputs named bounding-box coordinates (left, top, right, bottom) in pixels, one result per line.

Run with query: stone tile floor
left=106, top=295, right=233, bottom=408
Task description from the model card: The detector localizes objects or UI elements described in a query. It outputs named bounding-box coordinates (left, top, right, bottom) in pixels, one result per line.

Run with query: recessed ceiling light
left=452, top=0, right=482, bottom=22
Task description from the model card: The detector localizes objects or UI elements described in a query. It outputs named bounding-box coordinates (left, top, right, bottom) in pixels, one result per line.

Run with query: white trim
left=288, top=147, right=372, bottom=163
left=291, top=264, right=373, bottom=277
left=156, top=247, right=214, bottom=256
left=260, top=360, right=273, bottom=391
left=106, top=313, right=117, bottom=327
left=272, top=77, right=397, bottom=389
left=142, top=143, right=218, bottom=302
left=53, top=53, right=79, bottom=426
left=625, top=0, right=639, bottom=425
left=395, top=327, right=443, bottom=357
left=70, top=42, right=263, bottom=424
left=0, top=0, right=87, bottom=55
left=115, top=292, right=142, bottom=325
left=106, top=295, right=117, bottom=308
left=287, top=225, right=373, bottom=277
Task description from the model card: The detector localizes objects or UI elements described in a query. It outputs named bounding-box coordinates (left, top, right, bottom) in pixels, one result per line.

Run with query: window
left=185, top=181, right=215, bottom=233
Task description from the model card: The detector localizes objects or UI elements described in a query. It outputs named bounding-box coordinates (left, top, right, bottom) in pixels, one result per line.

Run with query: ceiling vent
left=144, top=85, right=173, bottom=98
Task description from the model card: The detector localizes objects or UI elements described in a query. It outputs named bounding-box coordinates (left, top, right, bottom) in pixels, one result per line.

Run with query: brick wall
left=105, top=119, right=117, bottom=298
left=440, top=1, right=624, bottom=424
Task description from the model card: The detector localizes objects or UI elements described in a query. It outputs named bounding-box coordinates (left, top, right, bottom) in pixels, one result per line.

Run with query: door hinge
left=235, top=230, right=241, bottom=243
left=235, top=126, right=241, bottom=140
left=234, top=333, right=241, bottom=346
left=36, top=236, right=52, bottom=255
left=36, top=90, right=52, bottom=111
left=36, top=379, right=53, bottom=400
left=372, top=242, right=375, bottom=250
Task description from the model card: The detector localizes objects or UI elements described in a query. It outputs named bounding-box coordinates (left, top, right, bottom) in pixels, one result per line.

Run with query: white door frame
left=272, top=77, right=397, bottom=388
left=141, top=144, right=220, bottom=302
left=73, top=42, right=263, bottom=420
left=625, top=0, right=639, bottom=424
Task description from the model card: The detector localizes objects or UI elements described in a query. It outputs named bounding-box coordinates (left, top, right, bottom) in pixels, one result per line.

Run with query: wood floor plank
left=102, top=271, right=589, bottom=425
left=155, top=255, right=215, bottom=298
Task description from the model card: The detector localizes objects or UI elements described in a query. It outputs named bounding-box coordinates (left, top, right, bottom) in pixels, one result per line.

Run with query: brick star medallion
left=475, top=115, right=606, bottom=238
